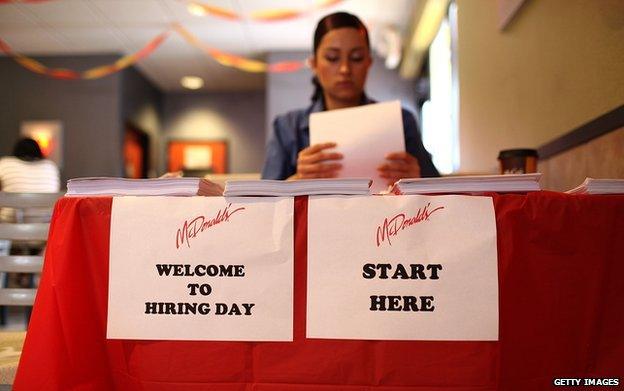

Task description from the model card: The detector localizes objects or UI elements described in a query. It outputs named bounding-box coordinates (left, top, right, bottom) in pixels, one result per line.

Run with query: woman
left=261, top=12, right=439, bottom=183
left=0, top=138, right=60, bottom=222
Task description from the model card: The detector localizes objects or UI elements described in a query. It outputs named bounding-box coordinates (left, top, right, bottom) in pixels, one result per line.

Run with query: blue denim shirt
left=261, top=97, right=440, bottom=179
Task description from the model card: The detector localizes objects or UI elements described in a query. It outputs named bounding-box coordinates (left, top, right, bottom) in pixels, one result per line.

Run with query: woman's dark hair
left=13, top=138, right=43, bottom=161
left=311, top=12, right=370, bottom=102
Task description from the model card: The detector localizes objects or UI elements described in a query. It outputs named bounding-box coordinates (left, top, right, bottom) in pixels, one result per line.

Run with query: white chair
left=0, top=192, right=62, bottom=322
left=0, top=192, right=61, bottom=388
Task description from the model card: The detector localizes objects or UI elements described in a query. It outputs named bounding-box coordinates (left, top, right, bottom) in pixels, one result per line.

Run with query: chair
left=0, top=192, right=62, bottom=322
left=0, top=192, right=61, bottom=389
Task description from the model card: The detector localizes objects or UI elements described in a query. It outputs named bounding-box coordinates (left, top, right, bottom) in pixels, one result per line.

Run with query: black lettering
left=233, top=265, right=245, bottom=277
left=362, top=263, right=376, bottom=279
left=145, top=302, right=158, bottom=314
left=198, top=303, right=211, bottom=314
left=216, top=303, right=228, bottom=315
left=179, top=302, right=196, bottom=314
left=242, top=303, right=255, bottom=315
left=370, top=295, right=387, bottom=311
left=195, top=264, right=206, bottom=276
left=228, top=303, right=242, bottom=315
left=378, top=264, right=392, bottom=279
left=164, top=302, right=176, bottom=314
left=218, top=264, right=235, bottom=276
left=391, top=264, right=409, bottom=279
left=410, top=264, right=426, bottom=279
left=173, top=265, right=184, bottom=276
left=198, top=283, right=212, bottom=296
left=206, top=265, right=219, bottom=276
left=427, top=264, right=443, bottom=279
left=187, top=283, right=199, bottom=295
left=387, top=295, right=402, bottom=310
left=155, top=264, right=174, bottom=276
left=183, top=264, right=194, bottom=276
left=420, top=296, right=435, bottom=311
left=402, top=296, right=419, bottom=311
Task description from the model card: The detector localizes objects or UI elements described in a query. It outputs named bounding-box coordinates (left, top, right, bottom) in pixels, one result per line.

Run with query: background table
left=14, top=192, right=624, bottom=390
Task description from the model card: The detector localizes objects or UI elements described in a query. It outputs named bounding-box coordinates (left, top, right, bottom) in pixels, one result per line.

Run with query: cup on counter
left=498, top=149, right=538, bottom=174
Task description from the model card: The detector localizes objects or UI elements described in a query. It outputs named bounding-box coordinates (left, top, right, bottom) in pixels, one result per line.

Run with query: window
left=421, top=2, right=459, bottom=174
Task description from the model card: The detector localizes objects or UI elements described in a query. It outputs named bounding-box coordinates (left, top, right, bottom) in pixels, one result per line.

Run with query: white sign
left=108, top=196, right=294, bottom=341
left=310, top=101, right=404, bottom=193
left=307, top=195, right=498, bottom=341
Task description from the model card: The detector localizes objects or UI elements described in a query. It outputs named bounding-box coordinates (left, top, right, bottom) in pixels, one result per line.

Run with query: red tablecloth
left=14, top=192, right=624, bottom=390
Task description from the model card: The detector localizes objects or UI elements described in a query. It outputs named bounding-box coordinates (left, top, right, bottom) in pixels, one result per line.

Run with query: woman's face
left=312, top=27, right=372, bottom=105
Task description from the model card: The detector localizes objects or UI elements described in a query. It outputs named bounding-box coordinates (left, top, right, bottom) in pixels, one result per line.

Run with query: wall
left=538, top=126, right=624, bottom=191
left=457, top=0, right=624, bottom=173
left=120, top=67, right=164, bottom=177
left=162, top=91, right=266, bottom=173
left=266, top=52, right=418, bottom=139
left=0, top=55, right=123, bottom=183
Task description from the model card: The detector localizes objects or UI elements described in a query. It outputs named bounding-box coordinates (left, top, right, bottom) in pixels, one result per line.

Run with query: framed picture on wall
left=20, top=120, right=64, bottom=168
left=167, top=140, right=228, bottom=176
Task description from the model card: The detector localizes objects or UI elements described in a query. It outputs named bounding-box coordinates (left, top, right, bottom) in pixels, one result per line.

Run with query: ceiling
left=0, top=0, right=416, bottom=91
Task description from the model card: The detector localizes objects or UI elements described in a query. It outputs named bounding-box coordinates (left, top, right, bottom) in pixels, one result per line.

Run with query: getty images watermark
left=553, top=378, right=619, bottom=387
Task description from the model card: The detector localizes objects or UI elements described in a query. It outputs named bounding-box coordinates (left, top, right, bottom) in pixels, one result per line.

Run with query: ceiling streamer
left=0, top=0, right=56, bottom=3
left=0, top=0, right=342, bottom=78
left=0, top=31, right=172, bottom=80
left=183, top=0, right=343, bottom=22
left=0, top=24, right=306, bottom=80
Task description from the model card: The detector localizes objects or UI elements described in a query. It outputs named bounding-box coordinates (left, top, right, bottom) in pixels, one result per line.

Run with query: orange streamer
left=0, top=30, right=171, bottom=80
left=0, top=24, right=305, bottom=80
left=184, top=0, right=344, bottom=22
left=173, top=24, right=306, bottom=74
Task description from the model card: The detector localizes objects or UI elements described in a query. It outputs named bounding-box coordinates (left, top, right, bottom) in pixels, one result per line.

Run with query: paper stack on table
left=223, top=178, right=372, bottom=196
left=390, top=173, right=542, bottom=194
left=310, top=100, right=404, bottom=194
left=566, top=178, right=624, bottom=194
left=66, top=177, right=223, bottom=196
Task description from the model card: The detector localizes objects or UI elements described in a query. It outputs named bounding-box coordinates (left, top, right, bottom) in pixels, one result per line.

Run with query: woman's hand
left=289, top=142, right=343, bottom=180
left=377, top=151, right=421, bottom=185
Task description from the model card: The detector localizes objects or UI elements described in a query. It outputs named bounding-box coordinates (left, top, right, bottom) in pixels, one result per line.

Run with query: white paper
left=108, top=196, right=293, bottom=341
left=310, top=101, right=404, bottom=193
left=307, top=195, right=499, bottom=341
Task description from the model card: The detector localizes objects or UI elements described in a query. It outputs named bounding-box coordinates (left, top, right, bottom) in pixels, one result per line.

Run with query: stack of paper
left=566, top=178, right=624, bottom=194
left=66, top=177, right=223, bottom=196
left=390, top=173, right=542, bottom=195
left=310, top=100, right=404, bottom=194
left=223, top=178, right=372, bottom=196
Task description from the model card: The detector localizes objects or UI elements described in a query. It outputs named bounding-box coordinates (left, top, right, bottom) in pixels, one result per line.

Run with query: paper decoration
left=108, top=196, right=294, bottom=341
left=307, top=195, right=499, bottom=341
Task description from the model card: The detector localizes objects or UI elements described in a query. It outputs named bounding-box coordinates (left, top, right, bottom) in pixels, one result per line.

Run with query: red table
left=14, top=192, right=624, bottom=390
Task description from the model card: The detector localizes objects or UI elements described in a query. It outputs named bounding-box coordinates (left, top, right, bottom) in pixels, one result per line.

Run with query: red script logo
left=376, top=203, right=444, bottom=247
left=176, top=203, right=245, bottom=249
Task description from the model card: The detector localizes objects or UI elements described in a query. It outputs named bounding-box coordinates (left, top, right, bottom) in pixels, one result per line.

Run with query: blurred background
left=1, top=0, right=623, bottom=190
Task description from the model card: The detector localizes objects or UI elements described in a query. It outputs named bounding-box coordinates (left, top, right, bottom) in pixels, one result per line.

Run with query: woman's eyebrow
left=323, top=46, right=366, bottom=52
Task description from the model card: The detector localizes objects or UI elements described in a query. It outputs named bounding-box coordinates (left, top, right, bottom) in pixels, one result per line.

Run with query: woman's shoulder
left=0, top=156, right=20, bottom=169
left=0, top=157, right=58, bottom=170
left=273, top=105, right=314, bottom=133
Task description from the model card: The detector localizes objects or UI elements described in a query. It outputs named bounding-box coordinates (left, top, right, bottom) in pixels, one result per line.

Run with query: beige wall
left=539, top=126, right=624, bottom=191
left=457, top=0, right=624, bottom=173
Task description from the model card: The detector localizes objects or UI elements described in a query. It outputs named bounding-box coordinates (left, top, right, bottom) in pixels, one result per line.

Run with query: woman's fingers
left=385, top=151, right=417, bottom=162
left=378, top=151, right=421, bottom=182
left=299, top=162, right=342, bottom=175
left=295, top=142, right=343, bottom=179
left=299, top=151, right=343, bottom=165
left=299, top=142, right=337, bottom=156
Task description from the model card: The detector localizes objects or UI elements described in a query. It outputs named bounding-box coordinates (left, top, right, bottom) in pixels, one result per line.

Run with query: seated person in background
left=262, top=12, right=439, bottom=184
left=0, top=137, right=60, bottom=223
